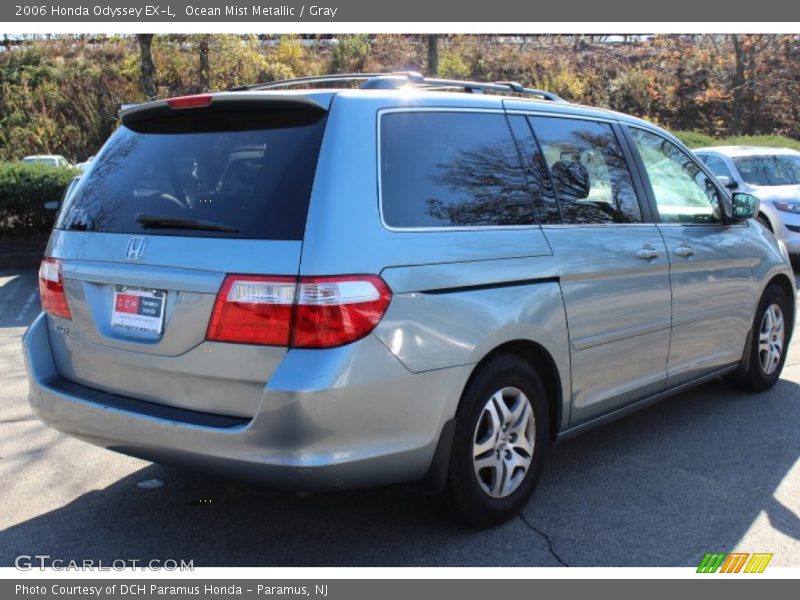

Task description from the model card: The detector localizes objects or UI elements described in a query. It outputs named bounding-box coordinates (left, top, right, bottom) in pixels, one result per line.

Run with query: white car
left=22, top=154, right=71, bottom=168
left=75, top=156, right=95, bottom=172
left=694, top=146, right=800, bottom=255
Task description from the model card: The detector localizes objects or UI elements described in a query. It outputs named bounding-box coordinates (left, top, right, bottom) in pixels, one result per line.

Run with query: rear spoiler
left=120, top=92, right=330, bottom=128
left=119, top=103, right=140, bottom=116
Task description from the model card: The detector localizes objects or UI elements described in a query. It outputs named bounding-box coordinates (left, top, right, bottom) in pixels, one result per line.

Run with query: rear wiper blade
left=135, top=213, right=239, bottom=233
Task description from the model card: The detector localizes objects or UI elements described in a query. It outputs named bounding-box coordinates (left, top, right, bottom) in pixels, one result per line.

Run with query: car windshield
left=23, top=157, right=58, bottom=167
left=733, top=155, right=800, bottom=186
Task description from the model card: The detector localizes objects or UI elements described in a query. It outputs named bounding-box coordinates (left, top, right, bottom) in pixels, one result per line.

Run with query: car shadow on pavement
left=0, top=375, right=798, bottom=567
left=522, top=376, right=800, bottom=566
left=764, top=495, right=800, bottom=541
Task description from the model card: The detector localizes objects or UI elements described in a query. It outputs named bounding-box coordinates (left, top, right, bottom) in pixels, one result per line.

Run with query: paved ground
left=0, top=266, right=798, bottom=567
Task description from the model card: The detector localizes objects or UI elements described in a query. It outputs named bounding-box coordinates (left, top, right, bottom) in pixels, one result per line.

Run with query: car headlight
left=774, top=201, right=800, bottom=214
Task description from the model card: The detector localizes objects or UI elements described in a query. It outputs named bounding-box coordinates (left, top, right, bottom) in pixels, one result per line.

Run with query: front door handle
left=673, top=245, right=695, bottom=257
left=635, top=243, right=659, bottom=260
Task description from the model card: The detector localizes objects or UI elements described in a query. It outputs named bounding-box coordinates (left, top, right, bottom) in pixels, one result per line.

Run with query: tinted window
left=24, top=157, right=58, bottom=167
left=630, top=128, right=722, bottom=224
left=380, top=112, right=533, bottom=228
left=507, top=115, right=561, bottom=224
left=701, top=155, right=735, bottom=180
left=733, top=155, right=800, bottom=186
left=56, top=110, right=327, bottom=240
left=530, top=117, right=641, bottom=224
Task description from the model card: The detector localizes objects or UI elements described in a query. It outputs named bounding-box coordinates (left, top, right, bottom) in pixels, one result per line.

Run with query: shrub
left=331, top=35, right=371, bottom=73
left=674, top=131, right=800, bottom=150
left=672, top=131, right=719, bottom=148
left=439, top=51, right=470, bottom=79
left=0, top=162, right=78, bottom=235
left=607, top=68, right=655, bottom=118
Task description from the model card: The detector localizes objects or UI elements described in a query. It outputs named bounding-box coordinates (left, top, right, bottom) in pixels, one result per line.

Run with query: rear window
left=380, top=111, right=534, bottom=228
left=56, top=110, right=327, bottom=240
left=733, top=155, right=800, bottom=186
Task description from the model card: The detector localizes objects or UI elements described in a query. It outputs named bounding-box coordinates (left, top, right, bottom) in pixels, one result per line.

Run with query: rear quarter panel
left=375, top=262, right=571, bottom=429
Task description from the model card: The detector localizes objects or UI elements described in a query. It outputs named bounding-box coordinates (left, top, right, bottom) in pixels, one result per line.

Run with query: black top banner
left=4, top=0, right=800, bottom=22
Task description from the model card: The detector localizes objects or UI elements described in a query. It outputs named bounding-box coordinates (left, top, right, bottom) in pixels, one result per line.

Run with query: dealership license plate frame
left=110, top=286, right=167, bottom=335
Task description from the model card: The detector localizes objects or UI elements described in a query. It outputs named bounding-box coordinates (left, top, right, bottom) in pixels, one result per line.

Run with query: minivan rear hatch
left=44, top=93, right=329, bottom=418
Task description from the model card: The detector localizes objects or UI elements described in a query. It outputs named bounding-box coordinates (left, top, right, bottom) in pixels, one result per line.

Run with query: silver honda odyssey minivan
left=23, top=73, right=795, bottom=526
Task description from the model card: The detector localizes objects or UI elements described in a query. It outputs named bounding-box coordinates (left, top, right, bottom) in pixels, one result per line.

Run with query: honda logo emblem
left=125, top=237, right=147, bottom=260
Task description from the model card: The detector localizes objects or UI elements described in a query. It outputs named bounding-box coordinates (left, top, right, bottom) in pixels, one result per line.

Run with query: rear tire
left=447, top=355, right=550, bottom=527
left=728, top=284, right=791, bottom=392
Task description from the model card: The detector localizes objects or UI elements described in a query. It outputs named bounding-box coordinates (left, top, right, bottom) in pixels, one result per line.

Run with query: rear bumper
left=23, top=313, right=468, bottom=492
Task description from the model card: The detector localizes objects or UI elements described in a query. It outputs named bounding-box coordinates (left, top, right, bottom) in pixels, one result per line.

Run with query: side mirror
left=731, top=192, right=759, bottom=220
left=44, top=201, right=60, bottom=211
left=716, top=175, right=738, bottom=190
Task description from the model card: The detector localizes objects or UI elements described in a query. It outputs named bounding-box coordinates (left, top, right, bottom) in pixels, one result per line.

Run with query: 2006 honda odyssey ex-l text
left=23, top=73, right=796, bottom=526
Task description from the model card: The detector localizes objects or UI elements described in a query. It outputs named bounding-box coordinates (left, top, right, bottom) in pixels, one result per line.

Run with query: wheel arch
left=767, top=273, right=796, bottom=334
left=757, top=211, right=774, bottom=231
left=459, top=340, right=564, bottom=443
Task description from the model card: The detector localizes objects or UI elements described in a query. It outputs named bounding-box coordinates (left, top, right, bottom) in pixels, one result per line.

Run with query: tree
left=729, top=35, right=776, bottom=136
left=426, top=35, right=439, bottom=76
left=198, top=35, right=211, bottom=92
left=135, top=34, right=156, bottom=99
left=730, top=35, right=747, bottom=135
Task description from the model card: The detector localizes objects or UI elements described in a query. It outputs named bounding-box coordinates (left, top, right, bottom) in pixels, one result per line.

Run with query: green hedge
left=674, top=130, right=800, bottom=151
left=0, top=162, right=78, bottom=235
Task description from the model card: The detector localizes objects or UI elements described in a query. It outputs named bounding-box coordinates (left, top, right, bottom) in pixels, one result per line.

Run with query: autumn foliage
left=1, top=34, right=799, bottom=164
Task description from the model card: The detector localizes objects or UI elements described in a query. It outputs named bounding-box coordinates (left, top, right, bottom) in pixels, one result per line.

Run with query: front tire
left=447, top=355, right=550, bottom=527
left=729, top=284, right=791, bottom=392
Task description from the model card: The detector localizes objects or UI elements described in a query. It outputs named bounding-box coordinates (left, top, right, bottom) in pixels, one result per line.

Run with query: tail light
left=207, top=276, right=296, bottom=345
left=207, top=274, right=391, bottom=349
left=292, top=276, right=392, bottom=348
left=38, top=257, right=71, bottom=319
left=165, top=94, right=213, bottom=109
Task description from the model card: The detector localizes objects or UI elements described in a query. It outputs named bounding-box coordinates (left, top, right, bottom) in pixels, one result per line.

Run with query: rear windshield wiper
left=135, top=213, right=240, bottom=233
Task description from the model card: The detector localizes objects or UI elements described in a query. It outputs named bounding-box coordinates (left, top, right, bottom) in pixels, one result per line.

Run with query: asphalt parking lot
left=1, top=266, right=798, bottom=567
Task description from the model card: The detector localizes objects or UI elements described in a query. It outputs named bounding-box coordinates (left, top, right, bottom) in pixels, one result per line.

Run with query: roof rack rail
left=228, top=72, right=565, bottom=102
left=228, top=73, right=391, bottom=91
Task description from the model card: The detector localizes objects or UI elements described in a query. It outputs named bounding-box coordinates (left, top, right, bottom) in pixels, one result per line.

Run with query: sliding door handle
left=635, top=244, right=659, bottom=260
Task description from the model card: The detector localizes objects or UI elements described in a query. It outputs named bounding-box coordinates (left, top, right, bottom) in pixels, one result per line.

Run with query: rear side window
left=700, top=154, right=735, bottom=181
left=380, top=111, right=534, bottom=228
left=56, top=110, right=327, bottom=240
left=506, top=115, right=561, bottom=225
left=530, top=116, right=642, bottom=224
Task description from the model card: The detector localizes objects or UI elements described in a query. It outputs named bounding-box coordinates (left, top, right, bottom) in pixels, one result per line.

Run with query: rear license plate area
left=111, top=286, right=166, bottom=335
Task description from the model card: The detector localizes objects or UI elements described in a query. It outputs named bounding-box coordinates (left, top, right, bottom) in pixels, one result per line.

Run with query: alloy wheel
left=758, top=303, right=785, bottom=376
left=472, top=387, right=536, bottom=498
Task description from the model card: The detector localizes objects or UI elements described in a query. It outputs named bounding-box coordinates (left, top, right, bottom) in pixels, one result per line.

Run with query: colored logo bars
left=697, top=552, right=773, bottom=573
